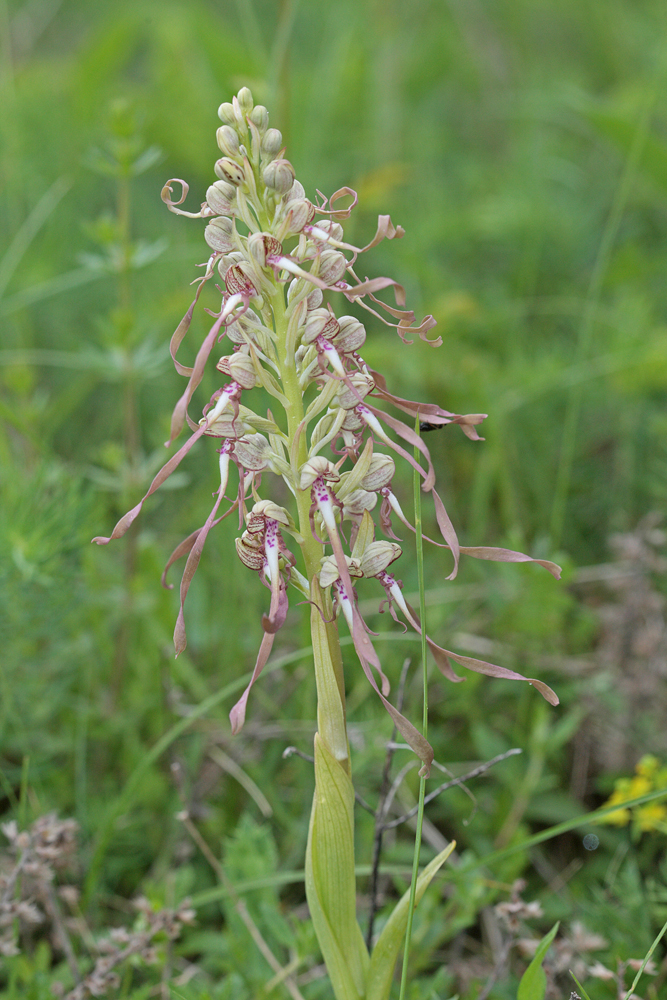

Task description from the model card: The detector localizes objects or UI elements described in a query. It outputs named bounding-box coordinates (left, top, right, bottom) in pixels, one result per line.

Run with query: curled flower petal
left=92, top=423, right=209, bottom=545
left=435, top=647, right=560, bottom=706
left=169, top=279, right=211, bottom=378
left=161, top=178, right=208, bottom=218
left=457, top=546, right=562, bottom=580
left=357, top=404, right=434, bottom=491
left=367, top=369, right=487, bottom=441
left=168, top=295, right=249, bottom=445
left=174, top=488, right=226, bottom=656
left=356, top=650, right=434, bottom=776
left=314, top=186, right=358, bottom=220
left=229, top=631, right=276, bottom=734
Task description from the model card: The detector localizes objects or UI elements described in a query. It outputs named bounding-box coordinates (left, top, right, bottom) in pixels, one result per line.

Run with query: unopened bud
left=360, top=454, right=395, bottom=491
left=299, top=456, right=340, bottom=490
left=311, top=219, right=344, bottom=243
left=217, top=157, right=245, bottom=187
left=285, top=198, right=316, bottom=234
left=303, top=308, right=340, bottom=345
left=336, top=373, right=374, bottom=410
left=335, top=315, right=366, bottom=353
left=226, top=309, right=263, bottom=344
left=206, top=180, right=235, bottom=216
left=216, top=125, right=240, bottom=157
left=205, top=216, right=235, bottom=252
left=248, top=232, right=283, bottom=268
left=237, top=87, right=253, bottom=113
left=317, top=250, right=347, bottom=284
left=342, top=489, right=377, bottom=516
left=261, top=128, right=283, bottom=159
left=216, top=352, right=257, bottom=389
left=224, top=263, right=257, bottom=297
left=342, top=409, right=364, bottom=432
left=233, top=434, right=271, bottom=470
left=286, top=179, right=306, bottom=202
left=360, top=541, right=402, bottom=578
left=248, top=105, right=269, bottom=132
left=263, top=158, right=295, bottom=195
left=218, top=102, right=236, bottom=125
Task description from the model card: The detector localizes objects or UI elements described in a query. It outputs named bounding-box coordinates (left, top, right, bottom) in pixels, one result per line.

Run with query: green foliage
left=516, top=922, right=559, bottom=1000
left=2, top=0, right=667, bottom=996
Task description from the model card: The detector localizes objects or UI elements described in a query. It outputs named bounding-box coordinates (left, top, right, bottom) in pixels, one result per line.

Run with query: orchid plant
left=94, top=88, right=560, bottom=999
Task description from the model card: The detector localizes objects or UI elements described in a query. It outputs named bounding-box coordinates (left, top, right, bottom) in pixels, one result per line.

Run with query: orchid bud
left=248, top=232, right=282, bottom=268
left=359, top=454, right=395, bottom=491
left=217, top=157, right=245, bottom=187
left=263, top=158, right=295, bottom=194
left=311, top=220, right=344, bottom=243
left=317, top=250, right=347, bottom=284
left=235, top=534, right=265, bottom=571
left=249, top=105, right=269, bottom=133
left=342, top=409, right=364, bottom=432
left=237, top=87, right=254, bottom=113
left=204, top=216, right=235, bottom=252
left=250, top=499, right=293, bottom=527
left=234, top=434, right=271, bottom=470
left=336, top=373, right=375, bottom=410
left=216, top=125, right=240, bottom=157
left=286, top=179, right=306, bottom=202
left=335, top=316, right=366, bottom=353
left=303, top=308, right=340, bottom=345
left=224, top=262, right=257, bottom=297
left=216, top=352, right=257, bottom=389
left=360, top=541, right=402, bottom=578
left=206, top=180, right=235, bottom=215
left=217, top=102, right=236, bottom=125
left=300, top=456, right=340, bottom=490
left=226, top=309, right=263, bottom=345
left=342, top=489, right=377, bottom=517
left=261, top=128, right=283, bottom=159
left=284, top=198, right=316, bottom=234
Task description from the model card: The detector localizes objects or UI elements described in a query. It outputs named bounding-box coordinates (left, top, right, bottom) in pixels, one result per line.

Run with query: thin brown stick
left=382, top=749, right=522, bottom=831
left=366, top=658, right=411, bottom=948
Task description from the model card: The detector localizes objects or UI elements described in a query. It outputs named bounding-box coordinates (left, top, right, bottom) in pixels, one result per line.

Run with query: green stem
left=398, top=422, right=429, bottom=999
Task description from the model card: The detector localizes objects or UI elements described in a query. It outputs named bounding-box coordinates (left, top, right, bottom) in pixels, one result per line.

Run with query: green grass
left=1, top=0, right=667, bottom=996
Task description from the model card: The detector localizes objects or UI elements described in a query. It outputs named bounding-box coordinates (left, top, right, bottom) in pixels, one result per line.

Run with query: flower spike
left=94, top=86, right=560, bottom=771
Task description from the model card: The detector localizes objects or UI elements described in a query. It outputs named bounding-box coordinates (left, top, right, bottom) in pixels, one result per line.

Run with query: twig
left=208, top=745, right=273, bottom=817
left=382, top=749, right=522, bottom=831
left=282, top=746, right=314, bottom=763
left=366, top=659, right=411, bottom=948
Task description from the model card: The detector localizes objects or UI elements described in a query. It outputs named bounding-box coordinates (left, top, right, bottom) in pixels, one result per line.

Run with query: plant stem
left=398, top=423, right=429, bottom=999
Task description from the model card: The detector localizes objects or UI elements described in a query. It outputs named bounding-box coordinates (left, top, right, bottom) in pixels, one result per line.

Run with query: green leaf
left=569, top=971, right=594, bottom=1000
left=366, top=843, right=456, bottom=1000
left=305, top=734, right=369, bottom=1000
left=517, top=921, right=559, bottom=1000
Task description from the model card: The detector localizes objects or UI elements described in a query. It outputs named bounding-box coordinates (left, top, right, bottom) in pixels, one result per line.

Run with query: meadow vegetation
left=1, top=0, right=667, bottom=996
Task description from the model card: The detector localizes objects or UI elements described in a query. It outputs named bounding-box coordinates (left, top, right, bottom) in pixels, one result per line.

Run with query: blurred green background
left=2, top=0, right=667, bottom=996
